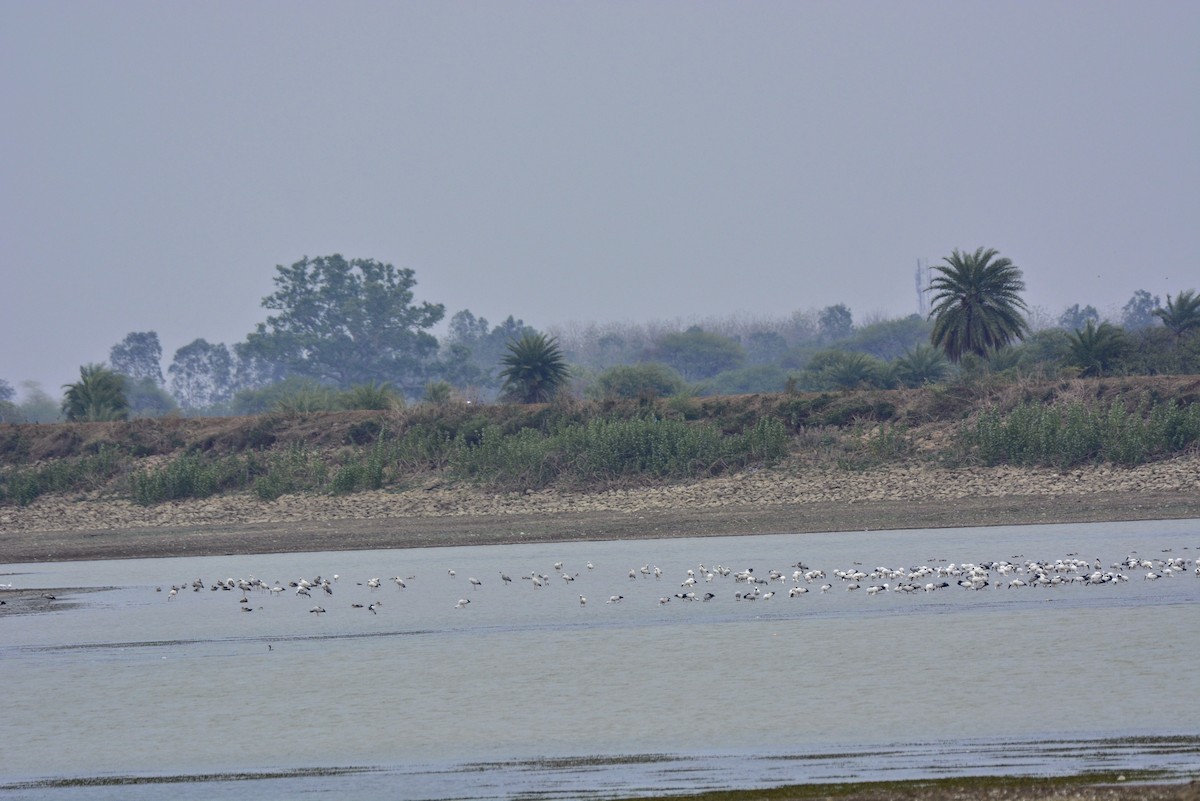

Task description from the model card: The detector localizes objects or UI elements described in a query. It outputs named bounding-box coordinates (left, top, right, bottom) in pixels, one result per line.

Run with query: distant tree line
left=2, top=251, right=1197, bottom=423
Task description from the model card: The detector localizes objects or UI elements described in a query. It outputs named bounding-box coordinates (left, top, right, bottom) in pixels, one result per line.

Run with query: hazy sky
left=3, top=1, right=1197, bottom=397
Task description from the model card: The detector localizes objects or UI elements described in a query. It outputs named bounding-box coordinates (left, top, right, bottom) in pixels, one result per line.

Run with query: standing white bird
left=469, top=577, right=482, bottom=588
left=455, top=598, right=471, bottom=608
left=579, top=595, right=587, bottom=605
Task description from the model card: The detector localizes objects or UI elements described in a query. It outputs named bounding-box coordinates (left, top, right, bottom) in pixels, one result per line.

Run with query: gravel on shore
left=2, top=452, right=1198, bottom=563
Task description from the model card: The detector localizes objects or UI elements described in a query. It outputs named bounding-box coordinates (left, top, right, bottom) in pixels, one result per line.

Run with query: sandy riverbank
left=3, top=453, right=1198, bottom=563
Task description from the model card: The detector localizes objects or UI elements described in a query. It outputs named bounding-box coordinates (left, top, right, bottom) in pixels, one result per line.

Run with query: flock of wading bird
left=158, top=548, right=1199, bottom=617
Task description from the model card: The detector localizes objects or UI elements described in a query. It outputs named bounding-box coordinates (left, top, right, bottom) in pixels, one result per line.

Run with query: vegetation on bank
left=3, top=251, right=1198, bottom=425
left=2, top=377, right=1197, bottom=508
left=606, top=770, right=1188, bottom=801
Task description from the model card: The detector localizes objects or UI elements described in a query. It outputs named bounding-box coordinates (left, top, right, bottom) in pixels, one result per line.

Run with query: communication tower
left=915, top=259, right=931, bottom=316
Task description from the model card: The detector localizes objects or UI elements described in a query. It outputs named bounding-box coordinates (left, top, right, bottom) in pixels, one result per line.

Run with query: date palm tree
left=499, top=333, right=570, bottom=403
left=61, top=364, right=129, bottom=421
left=1152, top=289, right=1200, bottom=339
left=928, top=247, right=1030, bottom=363
left=1066, top=320, right=1127, bottom=377
left=893, top=344, right=950, bottom=387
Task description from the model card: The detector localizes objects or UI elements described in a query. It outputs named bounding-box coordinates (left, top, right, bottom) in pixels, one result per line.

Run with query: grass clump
left=130, top=454, right=253, bottom=505
left=959, top=399, right=1200, bottom=468
left=451, top=416, right=789, bottom=491
left=0, top=445, right=126, bottom=506
left=329, top=440, right=388, bottom=494
left=251, top=445, right=329, bottom=500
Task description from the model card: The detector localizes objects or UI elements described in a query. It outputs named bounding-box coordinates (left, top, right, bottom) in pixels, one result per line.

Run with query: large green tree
left=843, top=314, right=931, bottom=361
left=928, top=247, right=1030, bottom=362
left=500, top=333, right=570, bottom=403
left=652, top=328, right=745, bottom=380
left=62, top=364, right=129, bottom=421
left=818, top=304, right=855, bottom=342
left=109, top=331, right=164, bottom=385
left=1057, top=304, right=1099, bottom=332
left=240, top=255, right=444, bottom=392
left=1153, top=289, right=1200, bottom=339
left=1121, top=289, right=1161, bottom=330
left=169, top=339, right=234, bottom=411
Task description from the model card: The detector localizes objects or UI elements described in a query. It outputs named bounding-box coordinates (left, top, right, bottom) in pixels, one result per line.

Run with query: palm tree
left=341, top=381, right=403, bottom=410
left=499, top=333, right=570, bottom=403
left=928, top=247, right=1030, bottom=362
left=824, top=352, right=885, bottom=390
left=1066, top=320, right=1127, bottom=377
left=61, top=364, right=129, bottom=421
left=893, top=345, right=950, bottom=387
left=1152, top=289, right=1200, bottom=339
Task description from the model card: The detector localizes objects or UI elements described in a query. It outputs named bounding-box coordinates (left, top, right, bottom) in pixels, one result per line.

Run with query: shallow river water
left=2, top=518, right=1198, bottom=799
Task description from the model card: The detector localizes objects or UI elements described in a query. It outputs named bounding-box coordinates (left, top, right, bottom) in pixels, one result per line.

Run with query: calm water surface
left=2, top=518, right=1198, bottom=799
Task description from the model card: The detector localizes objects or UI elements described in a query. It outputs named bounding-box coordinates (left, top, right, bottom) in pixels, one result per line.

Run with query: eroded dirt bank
left=3, top=453, right=1197, bottom=563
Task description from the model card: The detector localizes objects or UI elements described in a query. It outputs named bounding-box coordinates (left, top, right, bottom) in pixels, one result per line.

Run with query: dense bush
left=130, top=454, right=255, bottom=504
left=590, top=363, right=686, bottom=400
left=959, top=400, right=1200, bottom=467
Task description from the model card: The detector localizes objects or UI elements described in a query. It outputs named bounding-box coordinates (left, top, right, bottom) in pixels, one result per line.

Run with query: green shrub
left=0, top=445, right=127, bottom=506
left=959, top=399, right=1200, bottom=468
left=330, top=441, right=388, bottom=494
left=450, top=416, right=788, bottom=491
left=251, top=445, right=329, bottom=500
left=130, top=454, right=251, bottom=505
left=591, top=363, right=687, bottom=400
